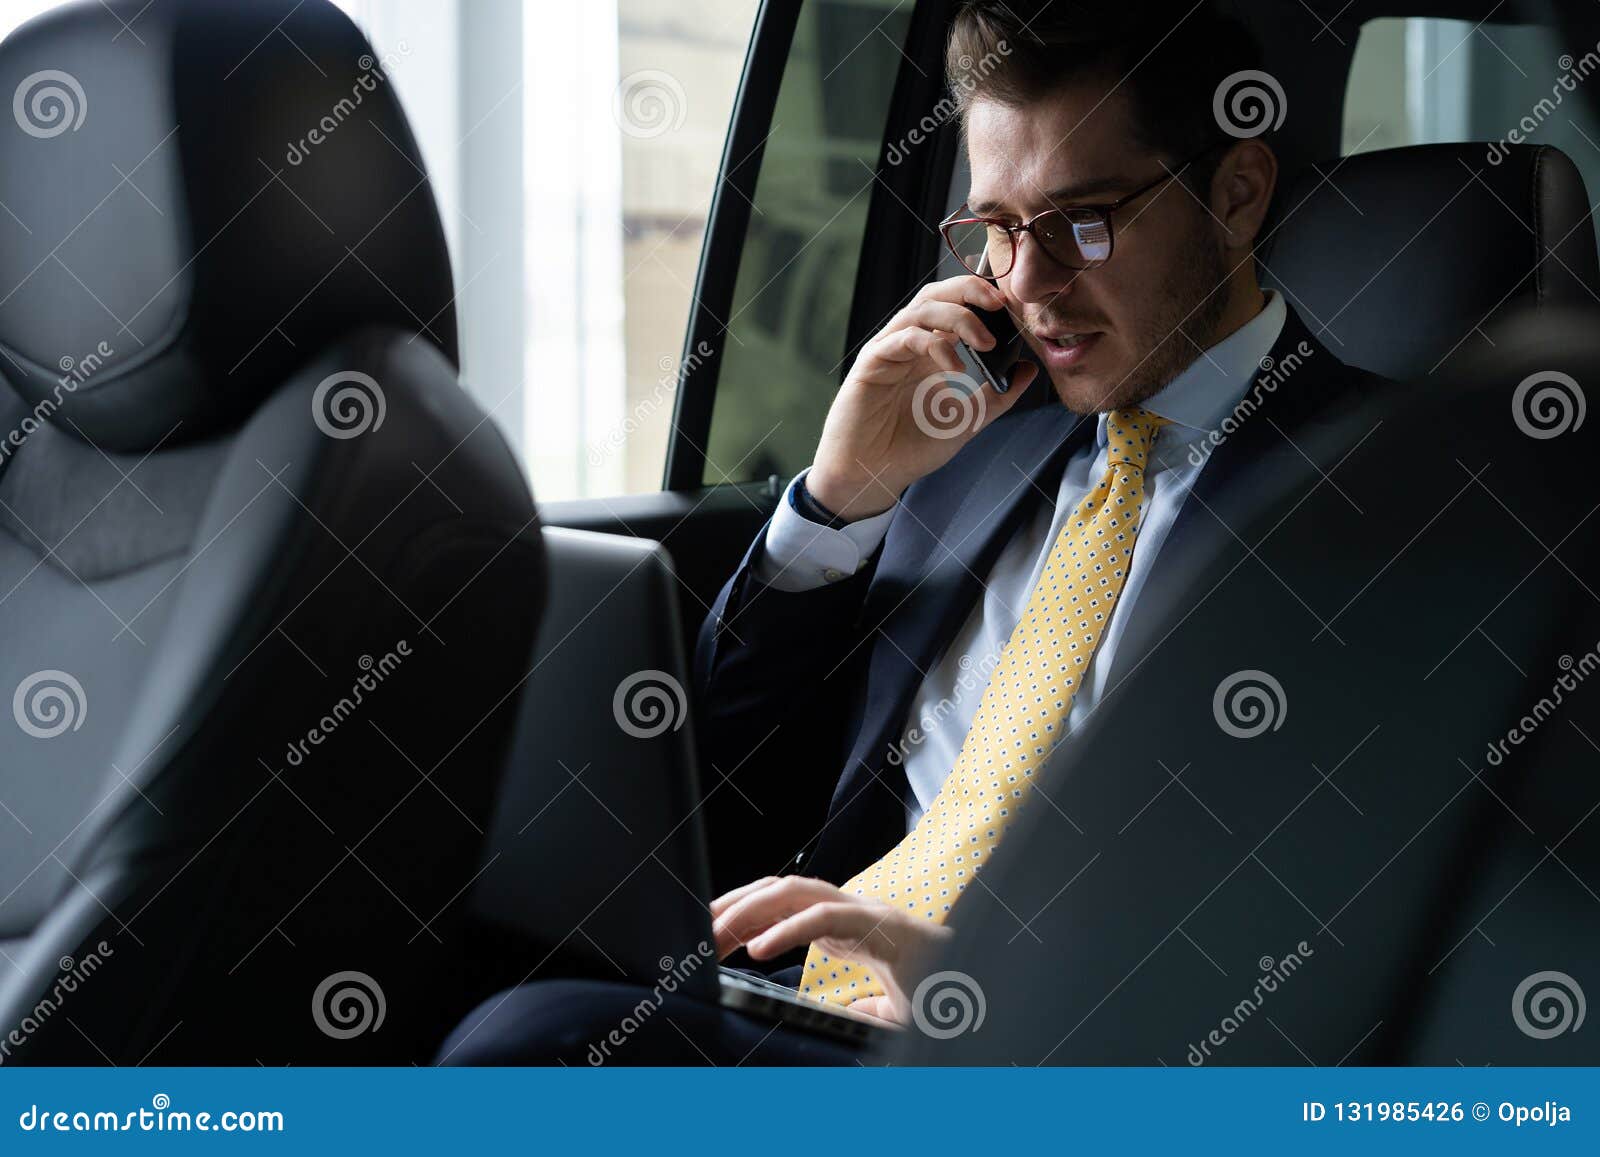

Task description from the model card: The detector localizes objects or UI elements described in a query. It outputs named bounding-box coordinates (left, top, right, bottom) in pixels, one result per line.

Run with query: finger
left=843, top=995, right=903, bottom=1027
left=869, top=328, right=972, bottom=382
left=709, top=876, right=779, bottom=920
left=898, top=300, right=996, bottom=350
left=913, top=274, right=1006, bottom=311
left=712, top=881, right=790, bottom=958
left=928, top=332, right=965, bottom=375
left=862, top=327, right=960, bottom=377
left=712, top=877, right=841, bottom=958
left=745, top=899, right=890, bottom=962
left=867, top=325, right=938, bottom=366
left=714, top=881, right=824, bottom=959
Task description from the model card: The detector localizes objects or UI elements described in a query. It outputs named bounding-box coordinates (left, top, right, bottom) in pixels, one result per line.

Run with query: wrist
left=791, top=473, right=851, bottom=529
left=805, top=466, right=900, bottom=522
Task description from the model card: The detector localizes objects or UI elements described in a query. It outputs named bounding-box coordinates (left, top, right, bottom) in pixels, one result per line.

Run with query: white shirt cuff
left=751, top=469, right=895, bottom=593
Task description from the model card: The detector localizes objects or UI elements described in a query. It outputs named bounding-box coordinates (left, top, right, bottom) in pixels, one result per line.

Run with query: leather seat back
left=0, top=0, right=543, bottom=1064
left=1261, top=142, right=1599, bottom=379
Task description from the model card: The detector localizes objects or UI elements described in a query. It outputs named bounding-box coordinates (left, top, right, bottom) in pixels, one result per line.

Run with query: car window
left=700, top=0, right=915, bottom=488
left=329, top=1, right=764, bottom=502
left=1345, top=17, right=1600, bottom=258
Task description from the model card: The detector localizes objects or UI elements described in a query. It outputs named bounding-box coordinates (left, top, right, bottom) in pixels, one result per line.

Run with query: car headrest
left=1261, top=143, right=1599, bottom=380
left=0, top=0, right=457, bottom=452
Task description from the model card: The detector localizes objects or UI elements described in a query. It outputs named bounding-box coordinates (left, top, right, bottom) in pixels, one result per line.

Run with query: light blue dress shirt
left=754, top=291, right=1287, bottom=828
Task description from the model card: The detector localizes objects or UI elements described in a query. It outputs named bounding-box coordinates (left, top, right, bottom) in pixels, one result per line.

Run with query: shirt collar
left=1095, top=289, right=1287, bottom=449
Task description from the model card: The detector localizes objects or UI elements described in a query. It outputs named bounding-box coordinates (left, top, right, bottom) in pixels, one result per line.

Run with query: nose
left=1003, top=229, right=1076, bottom=308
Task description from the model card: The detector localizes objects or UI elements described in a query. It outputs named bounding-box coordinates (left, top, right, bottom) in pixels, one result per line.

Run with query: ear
left=1213, top=140, right=1277, bottom=252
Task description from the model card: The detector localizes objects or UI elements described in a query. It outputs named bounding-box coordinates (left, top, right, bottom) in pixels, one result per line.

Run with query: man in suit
left=440, top=0, right=1390, bottom=1062
left=695, top=0, right=1388, bottom=1026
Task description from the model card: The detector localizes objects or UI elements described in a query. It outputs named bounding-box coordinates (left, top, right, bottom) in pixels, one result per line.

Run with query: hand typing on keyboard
left=709, top=876, right=953, bottom=1024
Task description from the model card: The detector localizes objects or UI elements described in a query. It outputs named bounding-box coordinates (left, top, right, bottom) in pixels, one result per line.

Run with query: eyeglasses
left=940, top=147, right=1218, bottom=277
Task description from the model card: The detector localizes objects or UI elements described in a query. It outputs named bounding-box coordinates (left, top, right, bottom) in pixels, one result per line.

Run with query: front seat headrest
left=0, top=0, right=457, bottom=451
left=1261, top=142, right=1599, bottom=380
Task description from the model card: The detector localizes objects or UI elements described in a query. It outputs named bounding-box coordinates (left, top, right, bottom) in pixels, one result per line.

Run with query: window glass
left=0, top=2, right=58, bottom=37
left=701, top=0, right=914, bottom=487
left=525, top=0, right=760, bottom=498
left=331, top=0, right=761, bottom=501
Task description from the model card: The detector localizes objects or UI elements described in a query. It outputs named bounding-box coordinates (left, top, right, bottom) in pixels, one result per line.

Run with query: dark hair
left=945, top=1, right=1267, bottom=193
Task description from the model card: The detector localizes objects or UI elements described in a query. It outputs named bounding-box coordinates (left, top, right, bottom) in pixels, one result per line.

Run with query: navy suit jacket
left=693, top=304, right=1389, bottom=892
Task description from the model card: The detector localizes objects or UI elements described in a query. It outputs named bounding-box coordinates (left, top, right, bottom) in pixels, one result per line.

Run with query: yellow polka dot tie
left=801, top=407, right=1169, bottom=1005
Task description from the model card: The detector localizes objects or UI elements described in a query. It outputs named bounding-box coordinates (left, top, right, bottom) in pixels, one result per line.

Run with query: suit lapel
left=875, top=404, right=1091, bottom=690
left=1098, top=305, right=1360, bottom=707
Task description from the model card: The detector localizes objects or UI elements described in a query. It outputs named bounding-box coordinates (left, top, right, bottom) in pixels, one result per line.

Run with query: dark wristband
left=791, top=474, right=852, bottom=529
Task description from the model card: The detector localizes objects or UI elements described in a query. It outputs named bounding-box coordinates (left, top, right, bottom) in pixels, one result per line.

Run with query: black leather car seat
left=1261, top=142, right=1599, bottom=379
left=0, top=0, right=544, bottom=1064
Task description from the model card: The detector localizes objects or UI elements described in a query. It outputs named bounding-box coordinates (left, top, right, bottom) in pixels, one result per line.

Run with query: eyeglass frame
left=940, top=143, right=1226, bottom=277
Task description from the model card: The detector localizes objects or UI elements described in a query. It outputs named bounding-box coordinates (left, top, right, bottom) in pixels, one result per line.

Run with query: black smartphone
left=960, top=252, right=1025, bottom=393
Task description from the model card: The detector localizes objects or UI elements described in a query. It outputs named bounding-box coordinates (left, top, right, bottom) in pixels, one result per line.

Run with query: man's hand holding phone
left=806, top=274, right=1037, bottom=522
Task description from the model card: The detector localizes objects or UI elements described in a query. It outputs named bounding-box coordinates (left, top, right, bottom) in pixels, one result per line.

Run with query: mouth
left=1034, top=329, right=1102, bottom=367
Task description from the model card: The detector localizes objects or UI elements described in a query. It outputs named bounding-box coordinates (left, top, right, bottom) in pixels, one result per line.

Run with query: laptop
left=472, top=526, right=892, bottom=1047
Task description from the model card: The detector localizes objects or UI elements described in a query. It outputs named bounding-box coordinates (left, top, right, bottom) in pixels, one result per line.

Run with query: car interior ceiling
left=0, top=0, right=1598, bottom=1065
